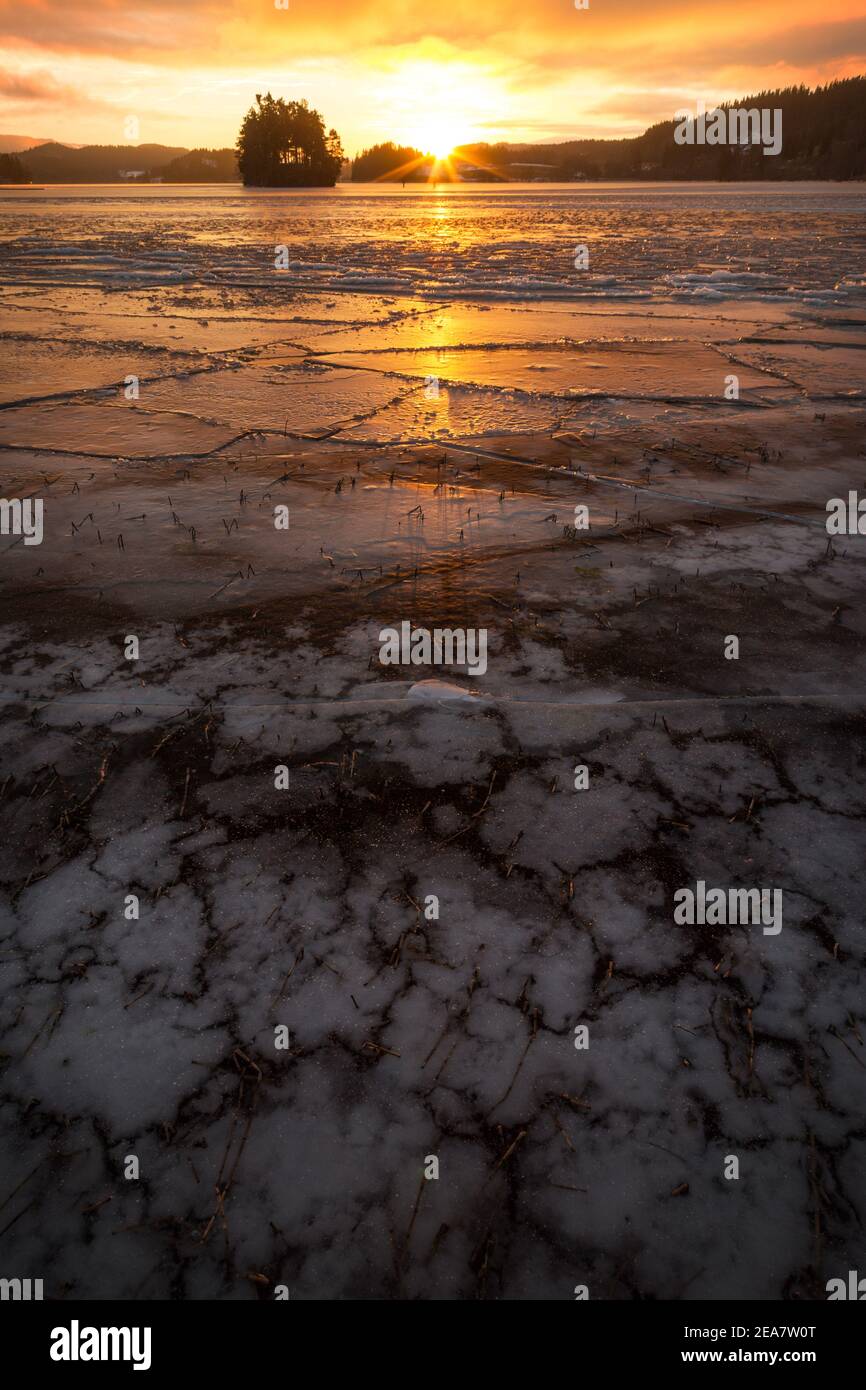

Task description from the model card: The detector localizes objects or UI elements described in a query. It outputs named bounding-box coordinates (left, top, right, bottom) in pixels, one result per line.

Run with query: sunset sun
left=408, top=116, right=463, bottom=161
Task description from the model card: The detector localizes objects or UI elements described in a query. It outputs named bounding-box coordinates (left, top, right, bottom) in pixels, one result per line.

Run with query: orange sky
left=1, top=0, right=864, bottom=152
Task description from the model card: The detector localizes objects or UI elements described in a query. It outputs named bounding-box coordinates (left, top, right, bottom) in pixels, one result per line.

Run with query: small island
left=235, top=93, right=344, bottom=187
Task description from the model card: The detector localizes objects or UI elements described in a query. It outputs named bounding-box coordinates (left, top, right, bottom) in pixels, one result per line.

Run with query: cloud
left=0, top=64, right=114, bottom=109
left=0, top=0, right=220, bottom=58
left=707, top=16, right=866, bottom=69
left=0, top=0, right=862, bottom=146
left=2, top=1, right=863, bottom=70
left=0, top=65, right=83, bottom=101
left=0, top=67, right=65, bottom=99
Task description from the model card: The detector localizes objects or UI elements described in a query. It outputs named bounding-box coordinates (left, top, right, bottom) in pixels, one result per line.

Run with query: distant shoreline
left=1, top=178, right=864, bottom=190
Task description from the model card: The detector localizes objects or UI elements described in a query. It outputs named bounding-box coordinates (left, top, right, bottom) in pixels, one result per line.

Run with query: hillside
left=0, top=133, right=55, bottom=154
left=16, top=142, right=239, bottom=183
left=458, top=76, right=866, bottom=181
left=161, top=148, right=239, bottom=181
left=0, top=153, right=31, bottom=183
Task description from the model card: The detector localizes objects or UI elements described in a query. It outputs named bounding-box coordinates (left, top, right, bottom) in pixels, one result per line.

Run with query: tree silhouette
left=236, top=94, right=344, bottom=187
left=351, top=142, right=427, bottom=181
left=0, top=153, right=30, bottom=184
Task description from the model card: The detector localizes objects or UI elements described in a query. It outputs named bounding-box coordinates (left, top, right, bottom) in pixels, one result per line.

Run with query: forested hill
left=458, top=77, right=866, bottom=181
left=12, top=143, right=239, bottom=182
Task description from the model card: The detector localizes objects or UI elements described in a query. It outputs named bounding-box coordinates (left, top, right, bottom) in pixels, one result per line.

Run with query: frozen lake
left=1, top=182, right=865, bottom=1301
left=2, top=180, right=866, bottom=305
